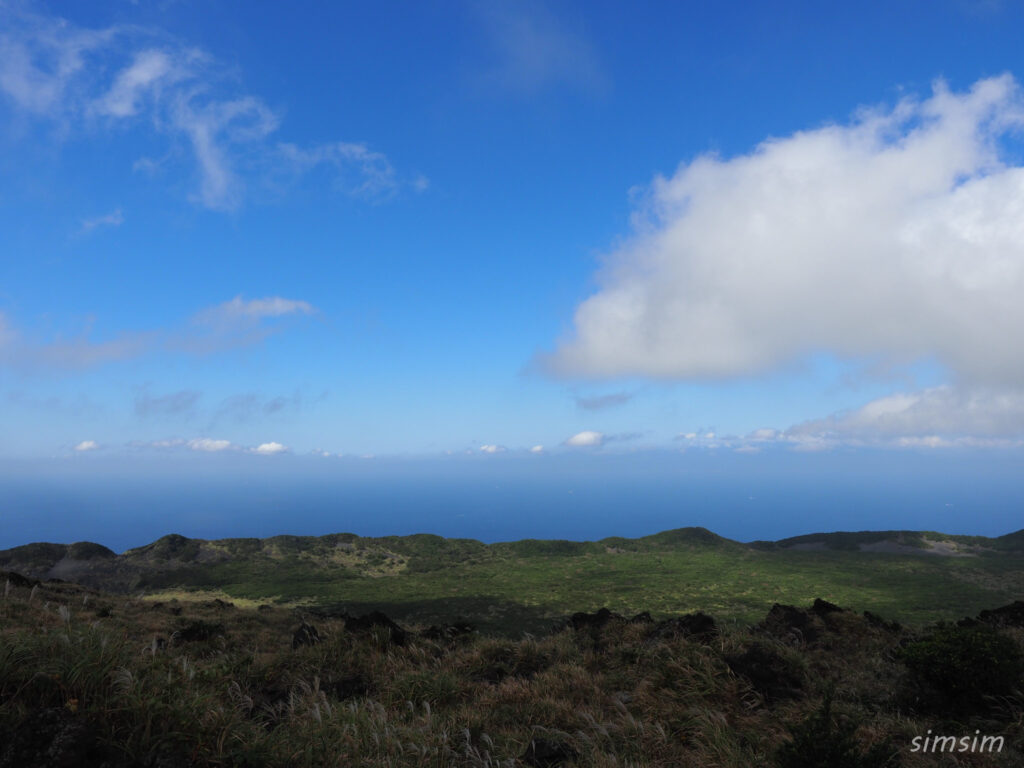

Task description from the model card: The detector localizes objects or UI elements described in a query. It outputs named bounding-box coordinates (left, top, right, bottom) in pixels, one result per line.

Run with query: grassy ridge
left=2, top=526, right=1023, bottom=635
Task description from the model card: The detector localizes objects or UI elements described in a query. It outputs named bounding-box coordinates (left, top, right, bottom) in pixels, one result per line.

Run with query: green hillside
left=2, top=527, right=1023, bottom=635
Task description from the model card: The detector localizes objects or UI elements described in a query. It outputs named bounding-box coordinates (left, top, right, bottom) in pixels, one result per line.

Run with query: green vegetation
left=775, top=694, right=896, bottom=768
left=2, top=527, right=1024, bottom=636
left=2, top=575, right=1021, bottom=766
left=65, top=542, right=116, bottom=561
left=772, top=530, right=930, bottom=551
left=899, top=623, right=1024, bottom=714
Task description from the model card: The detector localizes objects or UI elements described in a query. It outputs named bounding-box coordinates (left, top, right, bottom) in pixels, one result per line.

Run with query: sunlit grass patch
left=140, top=588, right=307, bottom=610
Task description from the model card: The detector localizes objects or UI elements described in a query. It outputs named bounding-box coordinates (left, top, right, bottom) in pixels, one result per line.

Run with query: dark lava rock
left=521, top=737, right=578, bottom=768
left=976, top=600, right=1024, bottom=628
left=761, top=603, right=822, bottom=645
left=649, top=611, right=718, bottom=641
left=568, top=607, right=624, bottom=630
left=1, top=570, right=39, bottom=589
left=725, top=643, right=804, bottom=703
left=421, top=622, right=475, bottom=641
left=864, top=611, right=901, bottom=633
left=810, top=598, right=844, bottom=616
left=292, top=622, right=321, bottom=649
left=172, top=619, right=223, bottom=644
left=205, top=598, right=235, bottom=610
left=344, top=611, right=407, bottom=646
left=257, top=604, right=274, bottom=612
left=323, top=674, right=369, bottom=700
left=567, top=608, right=657, bottom=631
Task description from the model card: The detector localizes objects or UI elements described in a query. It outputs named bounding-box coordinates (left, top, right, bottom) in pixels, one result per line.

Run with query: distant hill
left=2, top=526, right=746, bottom=591
left=2, top=528, right=1024, bottom=618
left=754, top=528, right=1024, bottom=555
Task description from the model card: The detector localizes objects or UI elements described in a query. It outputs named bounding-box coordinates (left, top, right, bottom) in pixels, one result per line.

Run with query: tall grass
left=1, top=578, right=1021, bottom=766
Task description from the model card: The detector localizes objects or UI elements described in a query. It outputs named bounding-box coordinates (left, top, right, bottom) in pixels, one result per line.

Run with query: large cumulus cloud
left=546, top=76, right=1024, bottom=386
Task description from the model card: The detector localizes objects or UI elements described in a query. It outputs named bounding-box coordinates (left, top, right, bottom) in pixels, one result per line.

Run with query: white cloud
left=0, top=7, right=413, bottom=211
left=253, top=441, right=287, bottom=455
left=564, top=430, right=604, bottom=447
left=80, top=209, right=124, bottom=232
left=547, top=76, right=1024, bottom=386
left=138, top=437, right=296, bottom=454
left=0, top=9, right=114, bottom=115
left=0, top=296, right=315, bottom=371
left=146, top=438, right=187, bottom=449
left=173, top=94, right=280, bottom=210
left=530, top=444, right=544, bottom=453
left=277, top=141, right=427, bottom=200
left=895, top=436, right=951, bottom=449
left=790, top=386, right=1024, bottom=441
left=479, top=444, right=506, bottom=453
left=675, top=431, right=732, bottom=450
left=73, top=439, right=99, bottom=451
left=696, top=385, right=1024, bottom=451
left=187, top=437, right=233, bottom=452
left=94, top=48, right=176, bottom=118
left=0, top=314, right=153, bottom=369
left=200, top=296, right=316, bottom=322
left=177, top=296, right=317, bottom=354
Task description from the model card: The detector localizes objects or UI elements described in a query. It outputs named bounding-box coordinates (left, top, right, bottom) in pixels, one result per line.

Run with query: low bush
left=898, top=622, right=1024, bottom=714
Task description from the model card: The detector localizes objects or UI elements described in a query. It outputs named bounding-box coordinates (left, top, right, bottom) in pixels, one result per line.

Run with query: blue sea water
left=1, top=450, right=1022, bottom=552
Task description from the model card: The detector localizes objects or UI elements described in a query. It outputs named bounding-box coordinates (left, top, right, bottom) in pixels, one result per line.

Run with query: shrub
left=899, top=623, right=1024, bottom=714
left=172, top=618, right=225, bottom=644
left=775, top=695, right=897, bottom=768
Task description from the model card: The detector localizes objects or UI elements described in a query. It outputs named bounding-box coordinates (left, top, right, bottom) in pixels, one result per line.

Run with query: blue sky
left=3, top=1, right=1024, bottom=545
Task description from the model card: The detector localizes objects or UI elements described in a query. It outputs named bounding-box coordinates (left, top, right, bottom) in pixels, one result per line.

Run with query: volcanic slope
left=2, top=527, right=1022, bottom=635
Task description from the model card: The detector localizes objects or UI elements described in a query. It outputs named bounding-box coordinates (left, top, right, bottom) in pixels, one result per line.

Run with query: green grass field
left=5, top=527, right=1023, bottom=635
left=131, top=534, right=1024, bottom=635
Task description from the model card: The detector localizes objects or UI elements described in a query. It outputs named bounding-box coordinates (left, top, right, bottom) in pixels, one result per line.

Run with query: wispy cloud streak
left=0, top=296, right=316, bottom=371
left=0, top=6, right=422, bottom=209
